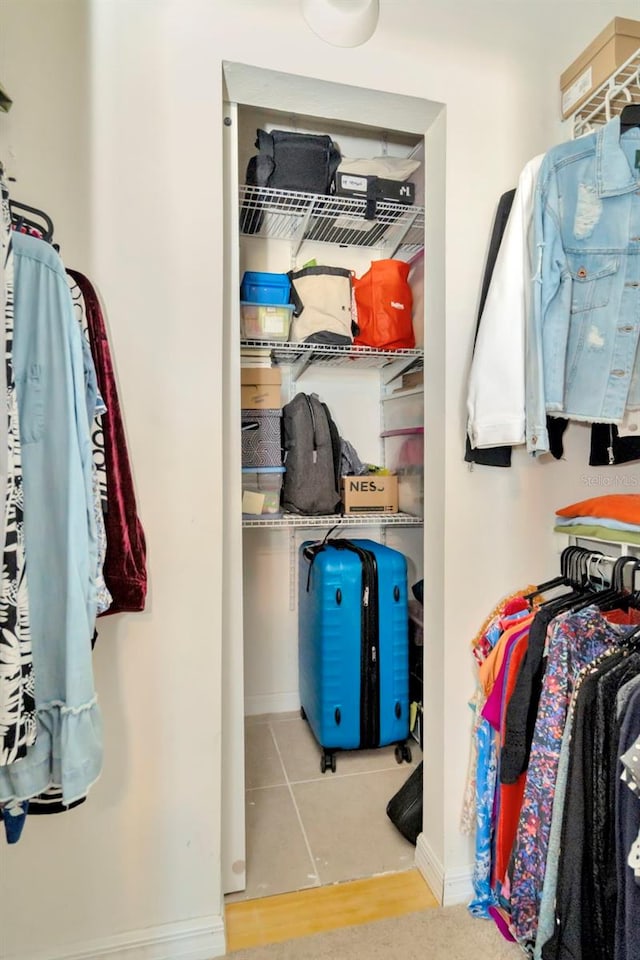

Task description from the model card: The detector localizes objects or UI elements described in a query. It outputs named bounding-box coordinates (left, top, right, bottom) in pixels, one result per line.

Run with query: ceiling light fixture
left=301, top=0, right=380, bottom=48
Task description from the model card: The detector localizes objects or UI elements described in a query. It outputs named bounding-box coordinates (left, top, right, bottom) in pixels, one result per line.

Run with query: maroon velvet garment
left=67, top=269, right=147, bottom=615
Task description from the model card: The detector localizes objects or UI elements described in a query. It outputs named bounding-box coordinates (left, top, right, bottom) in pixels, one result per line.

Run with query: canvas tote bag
left=288, top=265, right=354, bottom=344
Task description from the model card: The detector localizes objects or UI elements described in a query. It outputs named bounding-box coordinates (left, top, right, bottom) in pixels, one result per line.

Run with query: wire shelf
left=242, top=511, right=424, bottom=529
left=571, top=47, right=640, bottom=138
left=239, top=185, right=424, bottom=258
left=241, top=339, right=424, bottom=372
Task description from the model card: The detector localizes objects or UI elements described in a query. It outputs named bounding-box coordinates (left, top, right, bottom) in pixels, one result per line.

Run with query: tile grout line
left=269, top=721, right=321, bottom=888
left=246, top=760, right=419, bottom=793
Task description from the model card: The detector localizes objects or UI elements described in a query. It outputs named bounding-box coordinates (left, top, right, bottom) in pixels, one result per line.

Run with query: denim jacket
left=533, top=116, right=640, bottom=449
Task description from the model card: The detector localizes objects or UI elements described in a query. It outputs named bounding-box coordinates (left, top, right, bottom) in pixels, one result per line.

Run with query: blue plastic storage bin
left=241, top=271, right=291, bottom=305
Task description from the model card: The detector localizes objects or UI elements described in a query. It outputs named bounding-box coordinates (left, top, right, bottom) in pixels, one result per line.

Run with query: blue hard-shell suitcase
left=298, top=538, right=412, bottom=773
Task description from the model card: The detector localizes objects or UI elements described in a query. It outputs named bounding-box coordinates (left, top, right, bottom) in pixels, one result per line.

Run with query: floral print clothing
left=468, top=607, right=532, bottom=916
left=509, top=606, right=630, bottom=951
left=468, top=715, right=499, bottom=918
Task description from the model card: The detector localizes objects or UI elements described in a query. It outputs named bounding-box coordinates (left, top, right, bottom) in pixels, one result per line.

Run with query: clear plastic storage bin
left=241, top=466, right=285, bottom=516
left=240, top=302, right=294, bottom=341
left=381, top=427, right=424, bottom=517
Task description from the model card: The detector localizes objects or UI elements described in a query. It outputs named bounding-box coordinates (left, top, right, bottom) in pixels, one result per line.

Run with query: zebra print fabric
left=0, top=178, right=34, bottom=766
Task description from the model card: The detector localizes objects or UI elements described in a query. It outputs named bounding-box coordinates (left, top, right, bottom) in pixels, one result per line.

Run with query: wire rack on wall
left=571, top=47, right=640, bottom=138
left=239, top=185, right=425, bottom=260
left=242, top=512, right=423, bottom=529
left=240, top=339, right=424, bottom=380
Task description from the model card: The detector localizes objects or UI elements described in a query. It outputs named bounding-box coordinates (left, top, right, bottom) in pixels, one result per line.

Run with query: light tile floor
left=225, top=711, right=422, bottom=904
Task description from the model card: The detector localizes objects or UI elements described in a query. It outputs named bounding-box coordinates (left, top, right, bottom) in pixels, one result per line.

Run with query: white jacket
left=466, top=154, right=545, bottom=452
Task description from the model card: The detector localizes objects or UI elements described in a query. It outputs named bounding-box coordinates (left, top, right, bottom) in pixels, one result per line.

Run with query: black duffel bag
left=240, top=128, right=341, bottom=235
left=386, top=761, right=423, bottom=845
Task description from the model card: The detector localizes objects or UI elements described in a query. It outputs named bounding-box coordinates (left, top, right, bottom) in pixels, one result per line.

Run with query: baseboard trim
left=415, top=833, right=443, bottom=905
left=5, top=914, right=227, bottom=960
left=245, top=692, right=300, bottom=716
left=414, top=835, right=473, bottom=907
left=442, top=866, right=473, bottom=907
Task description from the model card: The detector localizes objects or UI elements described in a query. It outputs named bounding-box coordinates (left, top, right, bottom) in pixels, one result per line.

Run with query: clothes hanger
left=619, top=103, right=640, bottom=134
left=614, top=561, right=640, bottom=645
left=523, top=545, right=583, bottom=601
left=569, top=554, right=639, bottom=614
left=8, top=200, right=54, bottom=243
left=536, top=547, right=619, bottom=616
left=612, top=557, right=640, bottom=611
left=528, top=546, right=600, bottom=610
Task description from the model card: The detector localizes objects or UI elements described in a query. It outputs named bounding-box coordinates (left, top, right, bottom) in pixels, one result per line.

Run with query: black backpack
left=281, top=393, right=342, bottom=515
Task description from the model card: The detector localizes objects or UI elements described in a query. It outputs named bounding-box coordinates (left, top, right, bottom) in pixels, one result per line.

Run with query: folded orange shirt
left=556, top=494, right=640, bottom=525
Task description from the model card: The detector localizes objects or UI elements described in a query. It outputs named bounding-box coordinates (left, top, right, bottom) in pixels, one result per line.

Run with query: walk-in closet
left=221, top=63, right=445, bottom=901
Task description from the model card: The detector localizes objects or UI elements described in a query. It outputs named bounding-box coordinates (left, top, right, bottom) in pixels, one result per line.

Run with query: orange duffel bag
left=353, top=259, right=415, bottom=350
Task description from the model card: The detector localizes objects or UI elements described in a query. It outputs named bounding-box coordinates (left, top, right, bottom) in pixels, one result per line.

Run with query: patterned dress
left=468, top=607, right=532, bottom=918
left=0, top=175, right=32, bottom=768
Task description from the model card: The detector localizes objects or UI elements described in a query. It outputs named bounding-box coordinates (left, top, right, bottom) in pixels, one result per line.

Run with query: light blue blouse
left=0, top=232, right=102, bottom=805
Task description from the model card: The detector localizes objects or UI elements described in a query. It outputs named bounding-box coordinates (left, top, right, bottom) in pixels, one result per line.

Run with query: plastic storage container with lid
left=241, top=271, right=291, bottom=305
left=242, top=466, right=285, bottom=516
left=381, top=426, right=424, bottom=517
left=240, top=302, right=294, bottom=341
left=241, top=409, right=282, bottom=467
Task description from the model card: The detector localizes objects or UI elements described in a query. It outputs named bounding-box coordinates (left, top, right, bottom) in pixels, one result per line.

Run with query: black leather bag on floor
left=386, top=761, right=423, bottom=845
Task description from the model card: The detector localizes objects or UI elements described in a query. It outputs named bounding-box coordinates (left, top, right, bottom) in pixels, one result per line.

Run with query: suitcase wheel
left=321, top=750, right=337, bottom=774
left=300, top=705, right=307, bottom=721
left=395, top=743, right=412, bottom=765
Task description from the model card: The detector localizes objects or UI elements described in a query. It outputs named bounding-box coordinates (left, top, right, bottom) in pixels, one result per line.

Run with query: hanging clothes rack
left=8, top=200, right=54, bottom=243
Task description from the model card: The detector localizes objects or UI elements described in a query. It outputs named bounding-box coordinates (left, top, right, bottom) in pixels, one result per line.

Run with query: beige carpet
left=223, top=904, right=522, bottom=959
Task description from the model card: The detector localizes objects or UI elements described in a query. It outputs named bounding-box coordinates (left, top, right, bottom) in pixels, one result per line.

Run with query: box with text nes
left=341, top=475, right=398, bottom=514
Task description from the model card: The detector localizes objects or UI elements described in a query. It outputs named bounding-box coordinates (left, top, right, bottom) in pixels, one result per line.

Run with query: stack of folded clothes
left=554, top=493, right=640, bottom=544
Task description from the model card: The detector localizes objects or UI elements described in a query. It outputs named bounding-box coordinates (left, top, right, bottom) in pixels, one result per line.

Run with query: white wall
left=2, top=1, right=640, bottom=956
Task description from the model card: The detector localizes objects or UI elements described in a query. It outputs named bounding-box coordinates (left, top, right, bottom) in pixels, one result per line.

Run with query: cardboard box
left=241, top=366, right=282, bottom=409
left=398, top=370, right=424, bottom=391
left=560, top=17, right=640, bottom=119
left=341, top=475, right=398, bottom=514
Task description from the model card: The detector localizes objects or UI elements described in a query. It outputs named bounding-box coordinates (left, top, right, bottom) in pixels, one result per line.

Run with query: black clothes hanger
left=9, top=200, right=54, bottom=243
left=568, top=554, right=640, bottom=614
left=614, top=560, right=640, bottom=644
left=526, top=547, right=600, bottom=611
left=613, top=558, right=640, bottom=612
left=523, top=546, right=582, bottom=601
left=620, top=103, right=640, bottom=134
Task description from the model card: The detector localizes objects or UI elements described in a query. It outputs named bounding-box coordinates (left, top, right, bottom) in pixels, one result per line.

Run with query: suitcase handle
left=303, top=529, right=346, bottom=591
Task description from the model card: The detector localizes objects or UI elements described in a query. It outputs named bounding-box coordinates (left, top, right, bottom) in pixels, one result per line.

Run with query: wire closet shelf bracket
left=571, top=46, right=640, bottom=138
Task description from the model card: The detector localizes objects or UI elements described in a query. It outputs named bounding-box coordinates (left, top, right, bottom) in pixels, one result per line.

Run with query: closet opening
left=221, top=62, right=446, bottom=907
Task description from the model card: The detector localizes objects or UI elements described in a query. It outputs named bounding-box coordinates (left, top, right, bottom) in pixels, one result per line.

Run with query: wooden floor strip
left=225, top=868, right=438, bottom=952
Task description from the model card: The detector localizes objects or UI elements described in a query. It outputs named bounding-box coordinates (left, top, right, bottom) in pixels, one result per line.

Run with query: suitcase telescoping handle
left=303, top=531, right=346, bottom=591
